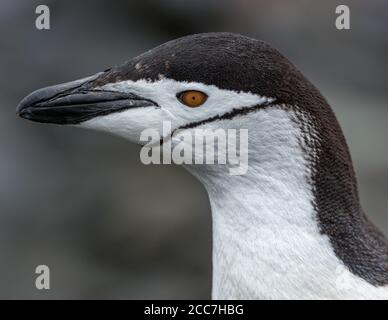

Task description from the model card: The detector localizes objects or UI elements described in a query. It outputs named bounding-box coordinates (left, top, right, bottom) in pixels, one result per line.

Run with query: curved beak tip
left=16, top=95, right=34, bottom=118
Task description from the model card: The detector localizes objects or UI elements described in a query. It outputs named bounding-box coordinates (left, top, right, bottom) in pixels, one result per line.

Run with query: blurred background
left=0, top=0, right=387, bottom=299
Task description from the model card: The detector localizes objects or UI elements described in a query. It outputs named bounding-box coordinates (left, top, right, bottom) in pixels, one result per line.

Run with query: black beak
left=16, top=74, right=157, bottom=125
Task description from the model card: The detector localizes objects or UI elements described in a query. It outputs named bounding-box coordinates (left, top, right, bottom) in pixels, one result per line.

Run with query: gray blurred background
left=0, top=0, right=387, bottom=299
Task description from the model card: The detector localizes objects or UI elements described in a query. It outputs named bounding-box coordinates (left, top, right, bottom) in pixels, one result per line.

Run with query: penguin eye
left=178, top=90, right=207, bottom=108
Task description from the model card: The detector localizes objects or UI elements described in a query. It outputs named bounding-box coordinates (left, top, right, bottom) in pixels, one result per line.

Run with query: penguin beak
left=16, top=74, right=156, bottom=125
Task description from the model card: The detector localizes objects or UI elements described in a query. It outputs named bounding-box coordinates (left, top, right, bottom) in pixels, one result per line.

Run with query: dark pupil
left=192, top=96, right=195, bottom=100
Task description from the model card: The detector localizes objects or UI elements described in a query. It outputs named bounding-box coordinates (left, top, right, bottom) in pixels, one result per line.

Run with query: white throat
left=185, top=107, right=388, bottom=299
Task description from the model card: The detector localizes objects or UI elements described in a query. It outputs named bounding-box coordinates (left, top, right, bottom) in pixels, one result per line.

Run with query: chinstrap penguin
left=17, top=33, right=388, bottom=299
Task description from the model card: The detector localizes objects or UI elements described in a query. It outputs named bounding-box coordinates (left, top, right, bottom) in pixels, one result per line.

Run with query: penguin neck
left=206, top=171, right=321, bottom=299
left=186, top=107, right=349, bottom=299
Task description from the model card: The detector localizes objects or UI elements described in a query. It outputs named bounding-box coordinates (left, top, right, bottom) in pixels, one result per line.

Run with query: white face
left=80, top=78, right=274, bottom=146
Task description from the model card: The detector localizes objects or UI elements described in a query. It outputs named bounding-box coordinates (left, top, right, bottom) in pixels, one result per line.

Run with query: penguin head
left=16, top=33, right=325, bottom=149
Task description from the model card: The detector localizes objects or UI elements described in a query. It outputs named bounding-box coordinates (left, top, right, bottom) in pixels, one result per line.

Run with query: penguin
left=16, top=33, right=388, bottom=299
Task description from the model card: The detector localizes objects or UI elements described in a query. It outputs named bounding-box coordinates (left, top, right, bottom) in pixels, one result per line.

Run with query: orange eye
left=178, top=90, right=207, bottom=108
